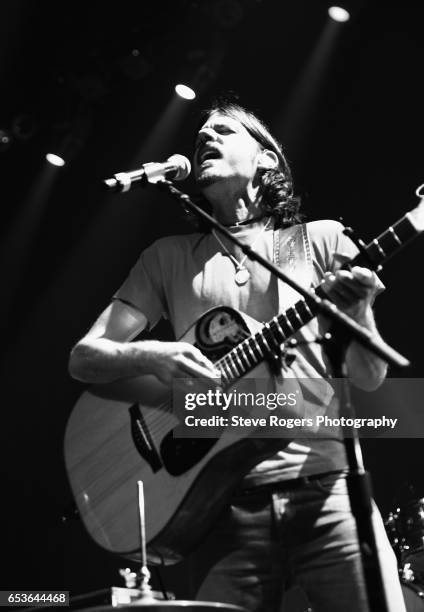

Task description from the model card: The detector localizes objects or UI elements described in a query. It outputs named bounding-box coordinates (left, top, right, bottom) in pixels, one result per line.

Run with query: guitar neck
left=216, top=212, right=420, bottom=387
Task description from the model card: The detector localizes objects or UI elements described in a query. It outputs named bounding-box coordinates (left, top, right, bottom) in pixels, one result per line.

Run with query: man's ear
left=257, top=149, right=279, bottom=171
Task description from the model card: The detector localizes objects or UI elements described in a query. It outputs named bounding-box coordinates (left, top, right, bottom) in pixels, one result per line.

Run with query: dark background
left=1, top=0, right=423, bottom=602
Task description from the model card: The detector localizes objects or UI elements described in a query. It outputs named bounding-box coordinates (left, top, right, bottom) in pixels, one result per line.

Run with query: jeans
left=187, top=472, right=406, bottom=612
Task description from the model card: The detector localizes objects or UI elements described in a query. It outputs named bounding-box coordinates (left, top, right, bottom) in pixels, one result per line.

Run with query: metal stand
left=333, top=351, right=391, bottom=612
left=133, top=481, right=157, bottom=603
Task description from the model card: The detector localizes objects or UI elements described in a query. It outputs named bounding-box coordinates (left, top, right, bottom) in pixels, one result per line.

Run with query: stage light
left=46, top=153, right=66, bottom=167
left=328, top=6, right=350, bottom=22
left=0, top=129, right=13, bottom=152
left=45, top=126, right=87, bottom=167
left=175, top=84, right=196, bottom=100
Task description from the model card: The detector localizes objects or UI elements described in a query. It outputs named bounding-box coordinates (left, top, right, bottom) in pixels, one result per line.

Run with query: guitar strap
left=272, top=223, right=320, bottom=406
left=273, top=223, right=313, bottom=312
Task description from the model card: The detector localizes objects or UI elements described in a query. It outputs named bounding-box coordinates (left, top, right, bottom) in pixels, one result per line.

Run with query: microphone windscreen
left=167, top=154, right=191, bottom=180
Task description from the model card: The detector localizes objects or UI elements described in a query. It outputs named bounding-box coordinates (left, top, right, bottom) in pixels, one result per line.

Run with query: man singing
left=69, top=101, right=405, bottom=611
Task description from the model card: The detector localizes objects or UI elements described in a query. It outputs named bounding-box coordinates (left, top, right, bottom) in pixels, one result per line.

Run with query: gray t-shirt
left=114, top=219, right=379, bottom=482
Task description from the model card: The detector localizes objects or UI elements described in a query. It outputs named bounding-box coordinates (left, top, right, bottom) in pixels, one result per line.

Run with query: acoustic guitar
left=64, top=200, right=424, bottom=564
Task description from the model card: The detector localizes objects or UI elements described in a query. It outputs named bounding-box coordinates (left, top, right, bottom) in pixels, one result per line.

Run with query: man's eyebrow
left=211, top=121, right=238, bottom=129
left=220, top=124, right=238, bottom=131
left=196, top=122, right=238, bottom=136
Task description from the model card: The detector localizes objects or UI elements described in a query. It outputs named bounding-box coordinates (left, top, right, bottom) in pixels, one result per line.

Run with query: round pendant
left=235, top=268, right=250, bottom=285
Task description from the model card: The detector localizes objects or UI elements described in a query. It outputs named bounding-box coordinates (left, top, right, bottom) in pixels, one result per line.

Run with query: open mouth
left=197, top=147, right=221, bottom=165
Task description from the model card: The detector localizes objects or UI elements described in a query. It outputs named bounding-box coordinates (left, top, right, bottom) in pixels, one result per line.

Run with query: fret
left=248, top=337, right=263, bottom=360
left=245, top=339, right=258, bottom=364
left=274, top=318, right=287, bottom=342
left=252, top=336, right=265, bottom=358
left=236, top=343, right=252, bottom=369
left=227, top=355, right=242, bottom=378
left=263, top=322, right=282, bottom=352
left=226, top=362, right=238, bottom=381
left=232, top=348, right=246, bottom=373
left=391, top=216, right=416, bottom=243
left=218, top=365, right=230, bottom=387
left=292, top=304, right=306, bottom=326
left=286, top=307, right=302, bottom=332
left=221, top=358, right=235, bottom=381
left=389, top=226, right=402, bottom=245
left=367, top=216, right=413, bottom=262
left=379, top=227, right=403, bottom=254
left=300, top=298, right=314, bottom=320
left=373, top=238, right=386, bottom=258
left=258, top=331, right=272, bottom=354
left=279, top=313, right=294, bottom=335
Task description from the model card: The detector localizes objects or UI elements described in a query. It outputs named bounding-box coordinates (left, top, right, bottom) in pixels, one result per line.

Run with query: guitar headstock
left=407, top=186, right=424, bottom=231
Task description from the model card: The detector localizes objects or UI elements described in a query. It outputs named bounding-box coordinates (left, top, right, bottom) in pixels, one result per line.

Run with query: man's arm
left=69, top=299, right=219, bottom=386
left=322, top=266, right=388, bottom=391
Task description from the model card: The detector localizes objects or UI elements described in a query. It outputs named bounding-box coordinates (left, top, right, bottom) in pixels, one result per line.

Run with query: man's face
left=193, top=112, right=262, bottom=190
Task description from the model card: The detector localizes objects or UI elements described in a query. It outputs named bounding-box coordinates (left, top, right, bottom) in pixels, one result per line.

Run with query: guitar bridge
left=129, top=404, right=163, bottom=473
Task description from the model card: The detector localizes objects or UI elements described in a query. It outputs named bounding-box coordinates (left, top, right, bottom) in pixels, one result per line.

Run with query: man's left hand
left=321, top=265, right=380, bottom=325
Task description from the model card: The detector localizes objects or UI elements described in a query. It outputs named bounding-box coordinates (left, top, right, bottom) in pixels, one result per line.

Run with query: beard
left=195, top=168, right=226, bottom=189
left=196, top=175, right=219, bottom=188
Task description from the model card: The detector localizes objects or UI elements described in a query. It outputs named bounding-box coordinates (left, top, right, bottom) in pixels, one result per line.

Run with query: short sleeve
left=113, top=240, right=168, bottom=329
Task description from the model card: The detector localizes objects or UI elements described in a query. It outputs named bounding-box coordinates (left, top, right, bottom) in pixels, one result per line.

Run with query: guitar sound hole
left=196, top=307, right=249, bottom=352
left=160, top=432, right=218, bottom=476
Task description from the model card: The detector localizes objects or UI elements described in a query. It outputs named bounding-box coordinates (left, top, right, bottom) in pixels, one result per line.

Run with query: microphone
left=103, top=154, right=191, bottom=192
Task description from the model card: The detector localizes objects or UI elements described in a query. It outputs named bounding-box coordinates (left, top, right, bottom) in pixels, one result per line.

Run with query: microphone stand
left=154, top=179, right=410, bottom=612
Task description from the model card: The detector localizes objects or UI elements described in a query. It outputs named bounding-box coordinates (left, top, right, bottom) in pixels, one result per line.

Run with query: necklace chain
left=212, top=217, right=272, bottom=284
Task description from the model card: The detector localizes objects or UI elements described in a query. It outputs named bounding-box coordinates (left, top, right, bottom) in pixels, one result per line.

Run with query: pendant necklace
left=212, top=217, right=271, bottom=286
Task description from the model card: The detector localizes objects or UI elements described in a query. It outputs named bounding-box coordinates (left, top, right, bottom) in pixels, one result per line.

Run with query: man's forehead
left=198, top=113, right=248, bottom=133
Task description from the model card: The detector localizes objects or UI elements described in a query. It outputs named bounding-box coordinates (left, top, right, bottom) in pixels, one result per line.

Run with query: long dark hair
left=192, top=101, right=302, bottom=229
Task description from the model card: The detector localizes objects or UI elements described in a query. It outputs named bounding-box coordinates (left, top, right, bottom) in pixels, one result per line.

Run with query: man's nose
left=197, top=128, right=218, bottom=145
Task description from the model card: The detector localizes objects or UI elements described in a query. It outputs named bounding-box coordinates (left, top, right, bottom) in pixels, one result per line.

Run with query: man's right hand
left=145, top=340, right=220, bottom=386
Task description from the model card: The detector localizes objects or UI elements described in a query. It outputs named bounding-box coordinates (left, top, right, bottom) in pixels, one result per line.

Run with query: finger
left=180, top=343, right=213, bottom=366
left=322, top=272, right=361, bottom=297
left=195, top=352, right=222, bottom=378
left=350, top=266, right=376, bottom=286
left=322, top=272, right=370, bottom=306
left=335, top=281, right=372, bottom=303
left=178, top=355, right=221, bottom=380
left=335, top=269, right=377, bottom=293
left=335, top=266, right=375, bottom=287
left=190, top=350, right=220, bottom=375
left=325, top=288, right=359, bottom=309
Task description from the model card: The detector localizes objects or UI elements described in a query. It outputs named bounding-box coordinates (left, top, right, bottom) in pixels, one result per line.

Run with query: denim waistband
left=235, top=469, right=348, bottom=496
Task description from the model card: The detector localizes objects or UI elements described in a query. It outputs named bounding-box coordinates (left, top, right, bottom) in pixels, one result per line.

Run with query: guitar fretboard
left=215, top=214, right=418, bottom=387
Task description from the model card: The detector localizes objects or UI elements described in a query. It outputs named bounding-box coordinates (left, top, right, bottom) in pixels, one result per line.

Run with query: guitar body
left=64, top=307, right=291, bottom=564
